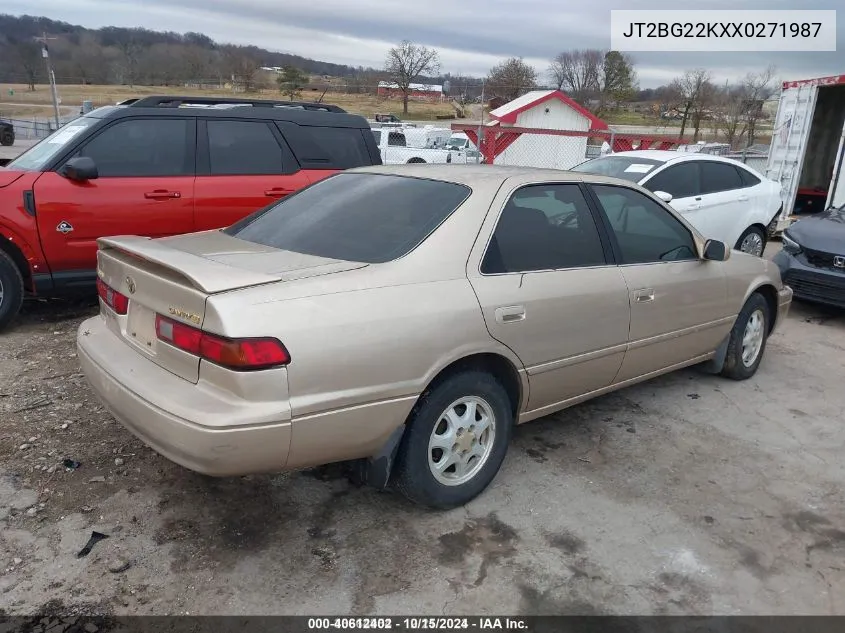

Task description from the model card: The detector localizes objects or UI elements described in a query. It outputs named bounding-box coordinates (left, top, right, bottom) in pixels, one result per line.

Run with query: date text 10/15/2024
left=307, top=618, right=529, bottom=630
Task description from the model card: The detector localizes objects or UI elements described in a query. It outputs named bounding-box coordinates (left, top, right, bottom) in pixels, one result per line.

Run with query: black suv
left=0, top=120, right=14, bottom=146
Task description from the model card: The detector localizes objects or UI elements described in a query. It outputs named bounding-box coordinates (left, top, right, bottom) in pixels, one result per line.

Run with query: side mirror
left=60, top=156, right=98, bottom=181
left=653, top=190, right=673, bottom=203
left=703, top=239, right=729, bottom=261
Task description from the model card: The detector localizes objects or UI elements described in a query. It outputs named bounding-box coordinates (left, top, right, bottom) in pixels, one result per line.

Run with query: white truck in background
left=371, top=127, right=469, bottom=164
left=765, top=73, right=845, bottom=231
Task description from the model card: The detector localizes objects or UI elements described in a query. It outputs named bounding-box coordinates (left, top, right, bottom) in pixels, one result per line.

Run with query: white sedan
left=572, top=150, right=782, bottom=256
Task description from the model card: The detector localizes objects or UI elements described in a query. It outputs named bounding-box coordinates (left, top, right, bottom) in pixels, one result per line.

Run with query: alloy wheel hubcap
left=742, top=309, right=765, bottom=367
left=741, top=233, right=764, bottom=256
left=428, top=396, right=496, bottom=486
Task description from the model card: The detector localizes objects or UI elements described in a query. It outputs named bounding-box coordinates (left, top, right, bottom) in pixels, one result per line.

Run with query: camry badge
left=56, top=221, right=74, bottom=234
left=168, top=307, right=201, bottom=325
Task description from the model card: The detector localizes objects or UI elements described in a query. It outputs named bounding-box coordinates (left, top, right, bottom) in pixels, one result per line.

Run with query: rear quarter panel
left=724, top=251, right=785, bottom=321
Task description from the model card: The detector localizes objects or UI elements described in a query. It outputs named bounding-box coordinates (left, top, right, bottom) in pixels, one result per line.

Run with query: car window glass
left=371, top=129, right=381, bottom=145
left=224, top=173, right=470, bottom=263
left=737, top=167, right=761, bottom=186
left=298, top=127, right=370, bottom=169
left=591, top=185, right=697, bottom=264
left=643, top=162, right=700, bottom=198
left=388, top=132, right=406, bottom=146
left=208, top=120, right=286, bottom=175
left=571, top=156, right=663, bottom=182
left=482, top=184, right=606, bottom=274
left=76, top=119, right=190, bottom=177
left=700, top=161, right=744, bottom=193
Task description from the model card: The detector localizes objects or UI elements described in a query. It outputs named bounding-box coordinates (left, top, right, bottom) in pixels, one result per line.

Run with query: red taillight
left=155, top=314, right=290, bottom=370
left=96, top=278, right=129, bottom=314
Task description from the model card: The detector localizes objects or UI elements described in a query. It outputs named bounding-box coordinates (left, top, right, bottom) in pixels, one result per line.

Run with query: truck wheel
left=0, top=129, right=13, bottom=146
left=0, top=249, right=25, bottom=332
left=407, top=157, right=426, bottom=164
left=393, top=370, right=513, bottom=509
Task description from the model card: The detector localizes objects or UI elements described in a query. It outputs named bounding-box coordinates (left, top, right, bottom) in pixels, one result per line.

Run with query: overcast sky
left=7, top=0, right=843, bottom=87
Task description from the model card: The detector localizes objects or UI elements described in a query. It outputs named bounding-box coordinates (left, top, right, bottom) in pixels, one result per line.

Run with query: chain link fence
left=1, top=114, right=79, bottom=140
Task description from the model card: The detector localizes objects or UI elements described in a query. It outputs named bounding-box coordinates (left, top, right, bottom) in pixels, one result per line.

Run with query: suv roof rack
left=129, top=96, right=346, bottom=113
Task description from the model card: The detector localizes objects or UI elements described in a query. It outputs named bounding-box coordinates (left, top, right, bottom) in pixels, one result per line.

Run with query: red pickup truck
left=0, top=96, right=381, bottom=331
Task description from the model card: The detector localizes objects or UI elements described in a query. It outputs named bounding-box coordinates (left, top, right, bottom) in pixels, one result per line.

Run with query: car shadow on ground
left=16, top=296, right=99, bottom=327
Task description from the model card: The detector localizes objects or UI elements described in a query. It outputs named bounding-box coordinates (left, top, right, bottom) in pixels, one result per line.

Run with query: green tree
left=277, top=65, right=308, bottom=99
left=601, top=51, right=637, bottom=109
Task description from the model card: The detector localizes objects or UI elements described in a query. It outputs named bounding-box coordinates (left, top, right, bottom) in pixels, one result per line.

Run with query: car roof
left=348, top=163, right=643, bottom=188
left=603, top=149, right=757, bottom=168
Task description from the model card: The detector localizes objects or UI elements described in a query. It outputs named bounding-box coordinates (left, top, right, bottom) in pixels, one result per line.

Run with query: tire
left=0, top=249, right=25, bottom=333
left=407, top=157, right=426, bottom=164
left=393, top=371, right=513, bottom=509
left=720, top=293, right=770, bottom=381
left=735, top=226, right=766, bottom=257
left=0, top=129, right=13, bottom=146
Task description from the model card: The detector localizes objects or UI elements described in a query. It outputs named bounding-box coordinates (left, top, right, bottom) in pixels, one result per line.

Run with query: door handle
left=144, top=190, right=181, bottom=199
left=495, top=305, right=525, bottom=324
left=634, top=288, right=655, bottom=303
left=264, top=188, right=293, bottom=197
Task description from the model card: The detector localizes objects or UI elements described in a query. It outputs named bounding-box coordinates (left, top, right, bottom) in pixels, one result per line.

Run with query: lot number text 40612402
left=307, top=617, right=529, bottom=630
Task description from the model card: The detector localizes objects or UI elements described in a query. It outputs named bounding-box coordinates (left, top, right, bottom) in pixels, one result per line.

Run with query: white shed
left=488, top=90, right=608, bottom=169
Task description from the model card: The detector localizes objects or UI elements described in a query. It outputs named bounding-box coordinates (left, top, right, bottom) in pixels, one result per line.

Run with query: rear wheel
left=407, top=157, right=426, bottom=164
left=736, top=226, right=766, bottom=257
left=0, top=250, right=24, bottom=332
left=720, top=293, right=770, bottom=380
left=393, top=371, right=512, bottom=509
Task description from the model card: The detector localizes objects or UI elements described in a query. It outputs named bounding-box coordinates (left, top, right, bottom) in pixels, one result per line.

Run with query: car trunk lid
left=96, top=232, right=367, bottom=383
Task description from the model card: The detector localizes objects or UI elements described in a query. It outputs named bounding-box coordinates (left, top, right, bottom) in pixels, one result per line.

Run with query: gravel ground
left=2, top=245, right=845, bottom=617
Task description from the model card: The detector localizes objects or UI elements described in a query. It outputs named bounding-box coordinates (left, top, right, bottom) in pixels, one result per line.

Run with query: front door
left=34, top=117, right=196, bottom=285
left=467, top=182, right=631, bottom=416
left=587, top=183, right=731, bottom=382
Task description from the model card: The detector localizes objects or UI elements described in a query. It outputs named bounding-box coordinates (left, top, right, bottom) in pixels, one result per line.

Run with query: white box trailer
left=765, top=74, right=845, bottom=231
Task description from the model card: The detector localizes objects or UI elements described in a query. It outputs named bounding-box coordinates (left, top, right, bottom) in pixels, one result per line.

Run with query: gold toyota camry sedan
left=78, top=164, right=792, bottom=509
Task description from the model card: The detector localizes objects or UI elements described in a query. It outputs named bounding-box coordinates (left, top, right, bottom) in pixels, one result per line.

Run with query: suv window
left=699, top=161, right=744, bottom=193
left=297, top=126, right=370, bottom=169
left=224, top=173, right=470, bottom=263
left=643, top=162, right=700, bottom=199
left=481, top=184, right=606, bottom=274
left=590, top=185, right=698, bottom=264
left=208, top=120, right=289, bottom=175
left=75, top=119, right=191, bottom=177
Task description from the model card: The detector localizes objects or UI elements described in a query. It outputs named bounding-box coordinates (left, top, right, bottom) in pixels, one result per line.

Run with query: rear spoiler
left=97, top=235, right=281, bottom=294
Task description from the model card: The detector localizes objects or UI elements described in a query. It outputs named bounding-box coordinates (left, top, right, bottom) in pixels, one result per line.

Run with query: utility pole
left=476, top=79, right=485, bottom=164
left=34, top=32, right=61, bottom=130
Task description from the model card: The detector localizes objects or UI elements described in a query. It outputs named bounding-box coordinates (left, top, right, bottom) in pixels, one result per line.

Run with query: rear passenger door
left=193, top=118, right=308, bottom=231
left=467, top=182, right=631, bottom=416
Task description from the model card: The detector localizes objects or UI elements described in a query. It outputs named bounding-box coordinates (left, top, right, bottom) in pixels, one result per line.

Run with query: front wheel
left=736, top=226, right=766, bottom=257
left=720, top=293, right=770, bottom=380
left=0, top=129, right=13, bottom=146
left=393, top=371, right=513, bottom=509
left=0, top=250, right=24, bottom=332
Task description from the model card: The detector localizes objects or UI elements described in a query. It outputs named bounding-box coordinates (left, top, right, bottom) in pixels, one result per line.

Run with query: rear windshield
left=571, top=156, right=664, bottom=182
left=224, top=173, right=471, bottom=263
left=7, top=117, right=97, bottom=171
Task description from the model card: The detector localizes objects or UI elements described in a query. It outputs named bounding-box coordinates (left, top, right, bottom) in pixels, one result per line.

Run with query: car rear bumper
left=77, top=316, right=292, bottom=476
left=774, top=250, right=845, bottom=309
left=775, top=284, right=792, bottom=332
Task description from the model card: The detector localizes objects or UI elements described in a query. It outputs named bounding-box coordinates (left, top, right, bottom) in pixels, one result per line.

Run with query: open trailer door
left=765, top=83, right=819, bottom=230
left=828, top=121, right=845, bottom=209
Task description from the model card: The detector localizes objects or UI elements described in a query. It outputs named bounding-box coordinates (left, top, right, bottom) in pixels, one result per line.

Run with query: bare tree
left=221, top=46, right=262, bottom=92
left=10, top=39, right=41, bottom=91
left=487, top=57, right=537, bottom=101
left=116, top=38, right=142, bottom=87
left=549, top=49, right=602, bottom=104
left=668, top=69, right=712, bottom=138
left=384, top=41, right=440, bottom=114
left=714, top=82, right=748, bottom=147
left=741, top=65, right=777, bottom=146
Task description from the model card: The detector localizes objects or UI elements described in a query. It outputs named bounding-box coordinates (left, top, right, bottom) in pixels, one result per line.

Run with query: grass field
left=0, top=83, right=457, bottom=121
